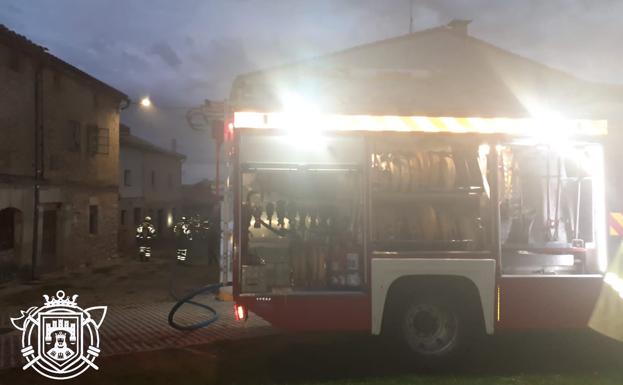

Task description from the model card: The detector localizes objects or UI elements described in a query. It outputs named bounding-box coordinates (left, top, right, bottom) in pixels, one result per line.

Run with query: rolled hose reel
left=374, top=151, right=458, bottom=192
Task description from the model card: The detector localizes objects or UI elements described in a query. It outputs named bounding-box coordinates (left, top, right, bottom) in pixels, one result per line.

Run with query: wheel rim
left=403, top=303, right=458, bottom=355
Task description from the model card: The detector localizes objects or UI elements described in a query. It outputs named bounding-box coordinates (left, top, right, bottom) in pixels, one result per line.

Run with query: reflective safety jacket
left=136, top=222, right=156, bottom=240
left=174, top=221, right=193, bottom=241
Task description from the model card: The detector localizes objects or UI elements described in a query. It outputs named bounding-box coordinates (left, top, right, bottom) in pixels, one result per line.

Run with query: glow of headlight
left=279, top=91, right=318, bottom=115
left=604, top=272, right=623, bottom=299
left=274, top=91, right=327, bottom=148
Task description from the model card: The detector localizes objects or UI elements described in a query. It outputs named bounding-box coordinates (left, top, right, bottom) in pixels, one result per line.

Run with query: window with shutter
left=87, top=126, right=110, bottom=155
left=124, top=169, right=131, bottom=186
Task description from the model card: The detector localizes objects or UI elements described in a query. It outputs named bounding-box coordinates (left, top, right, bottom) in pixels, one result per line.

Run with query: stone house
left=118, top=124, right=185, bottom=252
left=0, top=25, right=127, bottom=278
left=181, top=179, right=219, bottom=220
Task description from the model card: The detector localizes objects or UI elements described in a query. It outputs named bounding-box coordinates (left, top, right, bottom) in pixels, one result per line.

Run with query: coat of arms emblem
left=10, top=290, right=107, bottom=380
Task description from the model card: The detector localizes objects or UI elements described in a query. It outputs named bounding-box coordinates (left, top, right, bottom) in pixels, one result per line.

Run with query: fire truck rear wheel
left=399, top=294, right=470, bottom=365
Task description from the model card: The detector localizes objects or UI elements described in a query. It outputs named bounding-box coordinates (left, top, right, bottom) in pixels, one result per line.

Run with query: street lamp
left=121, top=97, right=225, bottom=196
left=120, top=96, right=152, bottom=110
left=185, top=100, right=226, bottom=199
left=140, top=96, right=152, bottom=108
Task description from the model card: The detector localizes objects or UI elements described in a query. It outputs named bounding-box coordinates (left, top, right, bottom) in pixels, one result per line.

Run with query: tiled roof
left=120, top=132, right=186, bottom=160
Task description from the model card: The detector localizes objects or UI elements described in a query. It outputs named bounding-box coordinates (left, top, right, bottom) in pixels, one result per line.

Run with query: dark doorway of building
left=157, top=209, right=163, bottom=233
left=0, top=207, right=21, bottom=282
left=42, top=209, right=58, bottom=270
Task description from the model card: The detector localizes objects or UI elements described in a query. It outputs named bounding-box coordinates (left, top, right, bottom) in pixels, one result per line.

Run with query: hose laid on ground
left=167, top=260, right=230, bottom=331
left=167, top=282, right=223, bottom=330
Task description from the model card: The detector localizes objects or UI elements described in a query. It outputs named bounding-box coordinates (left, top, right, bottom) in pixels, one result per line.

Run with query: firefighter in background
left=136, top=216, right=156, bottom=261
left=173, top=216, right=193, bottom=263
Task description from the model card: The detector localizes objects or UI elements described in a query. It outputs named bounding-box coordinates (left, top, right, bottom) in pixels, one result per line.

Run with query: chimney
left=171, top=138, right=177, bottom=153
left=447, top=19, right=472, bottom=35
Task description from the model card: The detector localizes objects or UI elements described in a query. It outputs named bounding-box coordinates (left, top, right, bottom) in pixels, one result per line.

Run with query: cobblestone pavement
left=0, top=297, right=277, bottom=370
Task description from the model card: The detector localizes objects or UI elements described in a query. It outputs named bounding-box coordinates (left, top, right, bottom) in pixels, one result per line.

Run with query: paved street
left=0, top=255, right=267, bottom=371
left=0, top=296, right=276, bottom=370
left=2, top=325, right=623, bottom=385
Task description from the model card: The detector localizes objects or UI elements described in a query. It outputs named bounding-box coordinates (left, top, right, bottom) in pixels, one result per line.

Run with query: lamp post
left=185, top=100, right=225, bottom=199
left=139, top=97, right=152, bottom=108
left=120, top=96, right=152, bottom=110
left=122, top=96, right=225, bottom=196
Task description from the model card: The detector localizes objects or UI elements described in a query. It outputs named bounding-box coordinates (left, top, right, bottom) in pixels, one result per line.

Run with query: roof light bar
left=233, top=111, right=607, bottom=137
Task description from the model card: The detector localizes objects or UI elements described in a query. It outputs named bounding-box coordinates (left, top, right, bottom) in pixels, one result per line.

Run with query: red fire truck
left=225, top=104, right=609, bottom=360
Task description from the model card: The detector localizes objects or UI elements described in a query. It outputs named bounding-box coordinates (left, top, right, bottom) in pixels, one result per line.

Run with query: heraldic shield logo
left=10, top=290, right=107, bottom=380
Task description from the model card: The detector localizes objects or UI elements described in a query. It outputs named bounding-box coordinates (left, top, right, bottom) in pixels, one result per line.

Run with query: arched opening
left=0, top=207, right=22, bottom=282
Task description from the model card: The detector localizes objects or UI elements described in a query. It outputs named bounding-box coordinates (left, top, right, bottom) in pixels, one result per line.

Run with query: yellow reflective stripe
left=456, top=117, right=475, bottom=132
left=384, top=116, right=408, bottom=132
left=428, top=117, right=446, bottom=132
left=411, top=116, right=438, bottom=132
left=609, top=212, right=623, bottom=236
left=400, top=116, right=415, bottom=131
left=233, top=112, right=608, bottom=136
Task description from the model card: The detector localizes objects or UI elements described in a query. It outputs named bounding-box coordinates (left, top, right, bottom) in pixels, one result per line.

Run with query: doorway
left=42, top=209, right=58, bottom=269
left=0, top=207, right=21, bottom=282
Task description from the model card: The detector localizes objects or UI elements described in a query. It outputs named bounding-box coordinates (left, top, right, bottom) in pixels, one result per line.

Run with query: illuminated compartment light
left=233, top=112, right=607, bottom=137
left=591, top=146, right=608, bottom=272
left=497, top=286, right=501, bottom=322
left=478, top=143, right=490, bottom=156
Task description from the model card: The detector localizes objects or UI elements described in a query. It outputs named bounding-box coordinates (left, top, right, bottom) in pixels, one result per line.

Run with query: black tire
left=399, top=293, right=473, bottom=367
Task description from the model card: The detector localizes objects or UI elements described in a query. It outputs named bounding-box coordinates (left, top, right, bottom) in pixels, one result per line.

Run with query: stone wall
left=42, top=67, right=120, bottom=187
left=58, top=188, right=119, bottom=268
left=0, top=182, right=34, bottom=275
left=0, top=35, right=124, bottom=273
left=0, top=42, right=36, bottom=176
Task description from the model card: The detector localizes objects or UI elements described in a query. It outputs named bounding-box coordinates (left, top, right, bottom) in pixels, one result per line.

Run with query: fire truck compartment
left=236, top=132, right=607, bottom=298
left=239, top=135, right=365, bottom=294
left=368, top=135, right=493, bottom=254
left=499, top=142, right=606, bottom=275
